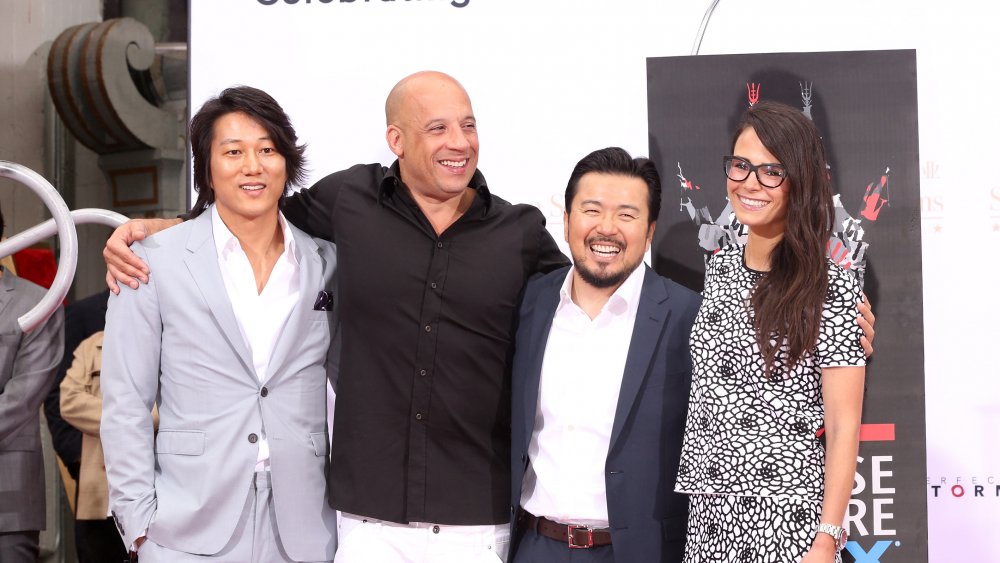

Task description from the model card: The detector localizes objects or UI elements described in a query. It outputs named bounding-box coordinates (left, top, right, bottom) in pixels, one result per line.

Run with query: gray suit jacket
left=100, top=211, right=338, bottom=560
left=0, top=268, right=64, bottom=532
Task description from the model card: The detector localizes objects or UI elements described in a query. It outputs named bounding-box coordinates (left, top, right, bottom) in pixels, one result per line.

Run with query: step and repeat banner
left=647, top=50, right=925, bottom=562
left=191, top=1, right=1000, bottom=560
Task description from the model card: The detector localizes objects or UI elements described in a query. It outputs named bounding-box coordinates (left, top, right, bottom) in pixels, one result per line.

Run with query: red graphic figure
left=827, top=237, right=855, bottom=271
left=860, top=168, right=890, bottom=221
left=747, top=82, right=761, bottom=107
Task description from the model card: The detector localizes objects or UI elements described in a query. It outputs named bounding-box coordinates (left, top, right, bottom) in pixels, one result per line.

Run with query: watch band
left=816, top=522, right=848, bottom=550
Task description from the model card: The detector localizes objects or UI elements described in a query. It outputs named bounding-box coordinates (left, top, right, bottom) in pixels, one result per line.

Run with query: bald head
left=383, top=70, right=479, bottom=203
left=385, top=71, right=470, bottom=126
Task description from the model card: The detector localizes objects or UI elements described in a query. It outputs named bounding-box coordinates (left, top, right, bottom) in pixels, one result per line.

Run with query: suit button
left=520, top=454, right=526, bottom=462
left=415, top=413, right=423, bottom=421
left=248, top=433, right=258, bottom=444
left=261, top=387, right=269, bottom=397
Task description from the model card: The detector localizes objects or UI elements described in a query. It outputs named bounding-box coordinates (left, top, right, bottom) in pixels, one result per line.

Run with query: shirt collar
left=210, top=204, right=298, bottom=264
left=378, top=159, right=494, bottom=215
left=558, top=262, right=647, bottom=317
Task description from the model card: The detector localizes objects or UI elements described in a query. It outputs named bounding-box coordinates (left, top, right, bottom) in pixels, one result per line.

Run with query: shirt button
left=430, top=282, right=438, bottom=289
left=436, top=242, right=444, bottom=249
left=415, top=413, right=423, bottom=421
left=248, top=433, right=258, bottom=444
left=424, top=325, right=432, bottom=333
left=260, top=387, right=269, bottom=397
left=432, top=525, right=440, bottom=534
left=419, top=369, right=427, bottom=376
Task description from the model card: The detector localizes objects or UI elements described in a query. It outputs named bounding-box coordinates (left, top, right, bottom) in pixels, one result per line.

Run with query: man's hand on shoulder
left=104, top=218, right=181, bottom=294
left=857, top=293, right=875, bottom=358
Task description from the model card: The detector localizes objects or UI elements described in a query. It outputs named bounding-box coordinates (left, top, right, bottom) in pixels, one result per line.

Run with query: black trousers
left=76, top=517, right=127, bottom=563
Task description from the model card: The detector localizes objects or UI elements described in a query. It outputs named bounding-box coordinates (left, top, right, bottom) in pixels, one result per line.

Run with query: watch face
left=818, top=523, right=848, bottom=551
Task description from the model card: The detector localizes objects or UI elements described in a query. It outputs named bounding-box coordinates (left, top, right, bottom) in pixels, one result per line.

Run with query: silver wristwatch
left=816, top=522, right=848, bottom=551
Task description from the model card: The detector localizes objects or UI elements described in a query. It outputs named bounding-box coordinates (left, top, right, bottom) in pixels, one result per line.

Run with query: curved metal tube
left=0, top=209, right=129, bottom=258
left=0, top=161, right=79, bottom=333
left=691, top=0, right=722, bottom=56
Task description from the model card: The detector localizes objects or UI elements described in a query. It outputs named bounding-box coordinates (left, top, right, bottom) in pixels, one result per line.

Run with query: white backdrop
left=191, top=1, right=1000, bottom=560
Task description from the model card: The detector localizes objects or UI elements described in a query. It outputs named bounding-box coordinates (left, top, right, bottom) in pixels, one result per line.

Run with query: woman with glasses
left=675, top=101, right=866, bottom=563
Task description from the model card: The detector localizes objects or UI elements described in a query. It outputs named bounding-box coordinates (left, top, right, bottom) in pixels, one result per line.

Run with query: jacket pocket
left=0, top=433, right=37, bottom=451
left=155, top=430, right=206, bottom=456
left=310, top=432, right=328, bottom=457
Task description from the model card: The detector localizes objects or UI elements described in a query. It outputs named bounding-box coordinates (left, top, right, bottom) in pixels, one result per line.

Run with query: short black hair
left=564, top=147, right=661, bottom=224
left=188, top=86, right=306, bottom=217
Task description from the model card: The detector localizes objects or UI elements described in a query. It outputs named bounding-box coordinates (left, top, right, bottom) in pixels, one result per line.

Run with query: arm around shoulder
left=527, top=205, right=569, bottom=276
left=104, top=217, right=182, bottom=293
left=281, top=166, right=366, bottom=242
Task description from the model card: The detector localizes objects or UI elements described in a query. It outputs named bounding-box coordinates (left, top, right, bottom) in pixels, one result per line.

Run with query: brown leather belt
left=518, top=510, right=612, bottom=549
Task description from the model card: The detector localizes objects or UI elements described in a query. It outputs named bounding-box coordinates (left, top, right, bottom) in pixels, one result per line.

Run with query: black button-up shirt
left=282, top=162, right=568, bottom=525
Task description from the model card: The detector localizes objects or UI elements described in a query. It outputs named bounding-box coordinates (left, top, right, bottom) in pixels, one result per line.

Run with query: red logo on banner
left=747, top=82, right=761, bottom=106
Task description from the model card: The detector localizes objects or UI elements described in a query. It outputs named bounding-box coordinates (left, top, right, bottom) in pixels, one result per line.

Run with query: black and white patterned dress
left=675, top=245, right=865, bottom=563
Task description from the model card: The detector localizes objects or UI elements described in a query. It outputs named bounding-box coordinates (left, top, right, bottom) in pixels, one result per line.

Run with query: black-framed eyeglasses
left=723, top=156, right=788, bottom=189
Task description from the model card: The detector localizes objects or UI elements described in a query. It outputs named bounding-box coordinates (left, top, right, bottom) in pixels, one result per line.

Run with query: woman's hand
left=801, top=536, right=837, bottom=563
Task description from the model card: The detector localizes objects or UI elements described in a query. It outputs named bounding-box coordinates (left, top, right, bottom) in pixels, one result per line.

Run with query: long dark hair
left=736, top=101, right=833, bottom=374
left=188, top=86, right=306, bottom=218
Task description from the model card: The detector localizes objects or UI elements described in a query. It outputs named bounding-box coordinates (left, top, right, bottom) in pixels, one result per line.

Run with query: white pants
left=333, top=513, right=509, bottom=563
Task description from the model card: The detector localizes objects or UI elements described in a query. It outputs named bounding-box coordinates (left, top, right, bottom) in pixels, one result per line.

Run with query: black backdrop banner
left=646, top=50, right=926, bottom=563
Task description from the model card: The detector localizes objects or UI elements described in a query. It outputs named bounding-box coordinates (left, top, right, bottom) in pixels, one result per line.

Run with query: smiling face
left=209, top=111, right=287, bottom=228
left=386, top=73, right=479, bottom=203
left=727, top=127, right=790, bottom=239
left=565, top=172, right=655, bottom=291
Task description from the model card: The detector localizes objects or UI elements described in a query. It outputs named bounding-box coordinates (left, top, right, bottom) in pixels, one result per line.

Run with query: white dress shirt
left=521, top=265, right=646, bottom=527
left=211, top=205, right=299, bottom=471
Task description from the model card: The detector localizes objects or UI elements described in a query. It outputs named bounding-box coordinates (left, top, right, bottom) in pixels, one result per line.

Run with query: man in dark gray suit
left=0, top=204, right=66, bottom=562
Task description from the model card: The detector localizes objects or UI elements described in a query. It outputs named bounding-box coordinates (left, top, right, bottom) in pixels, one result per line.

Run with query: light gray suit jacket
left=100, top=211, right=338, bottom=560
left=0, top=268, right=64, bottom=532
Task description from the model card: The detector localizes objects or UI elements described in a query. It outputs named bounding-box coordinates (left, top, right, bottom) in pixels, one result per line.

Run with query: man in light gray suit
left=0, top=204, right=65, bottom=562
left=101, top=87, right=338, bottom=562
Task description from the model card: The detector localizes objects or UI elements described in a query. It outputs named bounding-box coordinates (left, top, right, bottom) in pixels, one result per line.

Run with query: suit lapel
left=609, top=267, right=672, bottom=450
left=265, top=228, right=322, bottom=384
left=182, top=212, right=256, bottom=380
left=520, top=274, right=564, bottom=451
left=0, top=269, right=14, bottom=322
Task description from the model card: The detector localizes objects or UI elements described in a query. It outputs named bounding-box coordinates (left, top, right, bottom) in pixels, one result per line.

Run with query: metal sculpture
left=0, top=161, right=127, bottom=333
